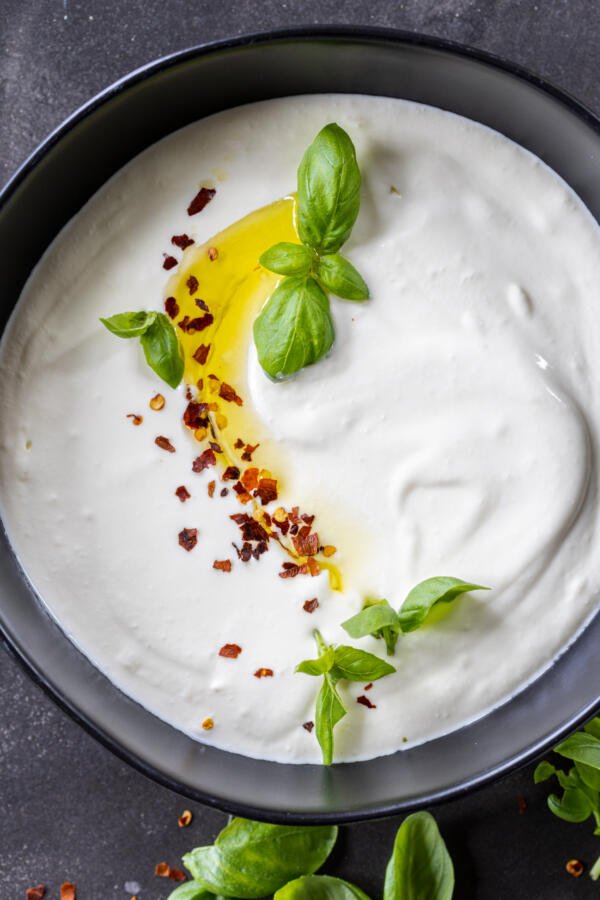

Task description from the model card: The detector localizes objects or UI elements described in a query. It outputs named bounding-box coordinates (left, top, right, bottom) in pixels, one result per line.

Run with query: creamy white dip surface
left=1, top=94, right=600, bottom=764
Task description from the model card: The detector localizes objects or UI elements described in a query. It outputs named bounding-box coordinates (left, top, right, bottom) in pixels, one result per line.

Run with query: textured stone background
left=1, top=1, right=600, bottom=898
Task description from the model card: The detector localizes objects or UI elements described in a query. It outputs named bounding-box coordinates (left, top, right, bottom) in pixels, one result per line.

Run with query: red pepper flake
left=232, top=482, right=252, bottom=503
left=192, top=345, right=210, bottom=367
left=219, top=382, right=243, bottom=406
left=220, top=488, right=229, bottom=497
left=364, top=682, right=373, bottom=691
left=302, top=721, right=314, bottom=733
left=187, top=186, right=216, bottom=216
left=566, top=859, right=584, bottom=878
left=192, top=448, right=216, bottom=472
left=163, top=254, right=178, bottom=270
left=241, top=467, right=259, bottom=492
left=183, top=400, right=209, bottom=430
left=303, top=598, right=319, bottom=613
left=209, top=441, right=222, bottom=453
left=164, top=296, right=179, bottom=319
left=357, top=695, right=377, bottom=709
left=60, top=885, right=76, bottom=900
left=178, top=315, right=190, bottom=332
left=178, top=528, right=198, bottom=551
left=517, top=795, right=527, bottom=815
left=255, top=477, right=278, bottom=506
left=172, top=233, right=195, bottom=250
left=293, top=531, right=319, bottom=557
left=186, top=313, right=214, bottom=333
left=155, top=863, right=187, bottom=882
left=234, top=438, right=245, bottom=449
left=207, top=480, right=216, bottom=497
left=195, top=298, right=210, bottom=312
left=126, top=413, right=143, bottom=426
left=175, top=485, right=191, bottom=503
left=301, top=513, right=315, bottom=526
left=288, top=507, right=301, bottom=524
left=241, top=442, right=259, bottom=461
left=254, top=667, right=274, bottom=678
left=155, top=435, right=176, bottom=453
left=307, top=557, right=320, bottom=577
left=279, top=563, right=300, bottom=579
left=26, top=887, right=46, bottom=900
left=219, top=643, right=242, bottom=658
left=223, top=465, right=241, bottom=481
left=186, top=275, right=199, bottom=295
left=213, top=559, right=232, bottom=572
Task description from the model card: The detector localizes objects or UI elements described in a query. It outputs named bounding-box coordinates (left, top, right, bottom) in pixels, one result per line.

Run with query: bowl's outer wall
left=1, top=31, right=600, bottom=822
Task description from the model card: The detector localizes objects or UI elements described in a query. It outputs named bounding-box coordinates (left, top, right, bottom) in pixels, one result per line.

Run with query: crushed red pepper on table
left=178, top=528, right=198, bottom=552
left=60, top=884, right=76, bottom=900
left=565, top=859, right=584, bottom=878
left=155, top=863, right=187, bottom=882
left=178, top=810, right=193, bottom=828
left=26, top=887, right=46, bottom=900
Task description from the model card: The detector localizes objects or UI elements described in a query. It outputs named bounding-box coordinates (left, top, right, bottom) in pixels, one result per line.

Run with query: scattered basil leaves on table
left=296, top=629, right=395, bottom=765
left=275, top=875, right=372, bottom=900
left=101, top=310, right=184, bottom=388
left=170, top=811, right=454, bottom=900
left=181, top=817, right=338, bottom=898
left=534, top=716, right=600, bottom=880
left=342, top=577, right=490, bottom=656
left=383, top=812, right=455, bottom=900
left=255, top=123, right=369, bottom=380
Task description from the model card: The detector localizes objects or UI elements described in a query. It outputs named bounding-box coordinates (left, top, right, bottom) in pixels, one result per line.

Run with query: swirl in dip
left=1, top=94, right=599, bottom=764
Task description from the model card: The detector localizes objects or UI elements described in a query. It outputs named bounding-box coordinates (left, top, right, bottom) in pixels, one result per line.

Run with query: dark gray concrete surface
left=1, top=1, right=600, bottom=897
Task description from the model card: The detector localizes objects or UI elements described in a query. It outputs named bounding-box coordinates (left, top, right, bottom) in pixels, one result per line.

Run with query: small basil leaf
left=167, top=883, right=216, bottom=900
left=316, top=674, right=347, bottom=766
left=260, top=242, right=315, bottom=276
left=555, top=731, right=600, bottom=770
left=253, top=276, right=334, bottom=379
left=533, top=761, right=557, bottom=784
left=575, top=760, right=600, bottom=792
left=342, top=601, right=399, bottom=640
left=591, top=854, right=600, bottom=880
left=398, top=577, right=489, bottom=633
left=547, top=789, right=593, bottom=823
left=316, top=254, right=369, bottom=301
left=383, top=811, right=454, bottom=900
left=584, top=718, right=600, bottom=740
left=140, top=312, right=184, bottom=389
left=297, top=123, right=361, bottom=254
left=275, top=875, right=372, bottom=900
left=296, top=646, right=335, bottom=676
left=331, top=646, right=396, bottom=682
left=100, top=310, right=157, bottom=338
left=184, top=819, right=338, bottom=898
left=556, top=769, right=578, bottom=791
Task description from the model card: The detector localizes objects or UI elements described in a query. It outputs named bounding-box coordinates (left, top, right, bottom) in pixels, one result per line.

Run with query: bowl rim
left=2, top=25, right=600, bottom=823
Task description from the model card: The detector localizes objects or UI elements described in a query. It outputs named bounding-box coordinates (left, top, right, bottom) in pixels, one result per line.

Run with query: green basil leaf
left=275, top=875, right=371, bottom=900
left=100, top=310, right=157, bottom=338
left=533, top=761, right=557, bottom=784
left=297, top=123, right=361, bottom=254
left=140, top=313, right=184, bottom=389
left=296, top=646, right=335, bottom=677
left=584, top=718, right=600, bottom=740
left=331, top=645, right=396, bottom=682
left=575, top=760, right=600, bottom=792
left=253, top=276, right=334, bottom=379
left=260, top=242, right=315, bottom=276
left=554, top=731, right=600, bottom=770
left=398, top=577, right=489, bottom=633
left=167, top=883, right=216, bottom=900
left=547, top=789, right=593, bottom=823
left=590, top=854, right=600, bottom=881
left=183, top=819, right=338, bottom=898
left=342, top=601, right=399, bottom=640
left=316, top=254, right=369, bottom=301
left=556, top=768, right=578, bottom=791
left=315, top=674, right=347, bottom=766
left=383, top=811, right=454, bottom=900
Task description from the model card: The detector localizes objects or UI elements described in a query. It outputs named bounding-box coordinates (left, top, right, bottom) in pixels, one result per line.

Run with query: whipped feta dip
left=1, top=94, right=600, bottom=764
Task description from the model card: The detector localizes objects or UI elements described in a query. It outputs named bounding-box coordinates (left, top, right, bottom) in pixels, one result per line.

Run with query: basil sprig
left=534, top=717, right=600, bottom=880
left=181, top=817, right=338, bottom=898
left=296, top=629, right=395, bottom=765
left=171, top=811, right=454, bottom=900
left=383, top=812, right=455, bottom=900
left=100, top=310, right=184, bottom=389
left=342, top=577, right=490, bottom=656
left=255, top=123, right=369, bottom=380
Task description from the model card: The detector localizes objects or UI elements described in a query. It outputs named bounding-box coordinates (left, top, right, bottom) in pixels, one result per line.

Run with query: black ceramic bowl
left=1, top=27, right=599, bottom=823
